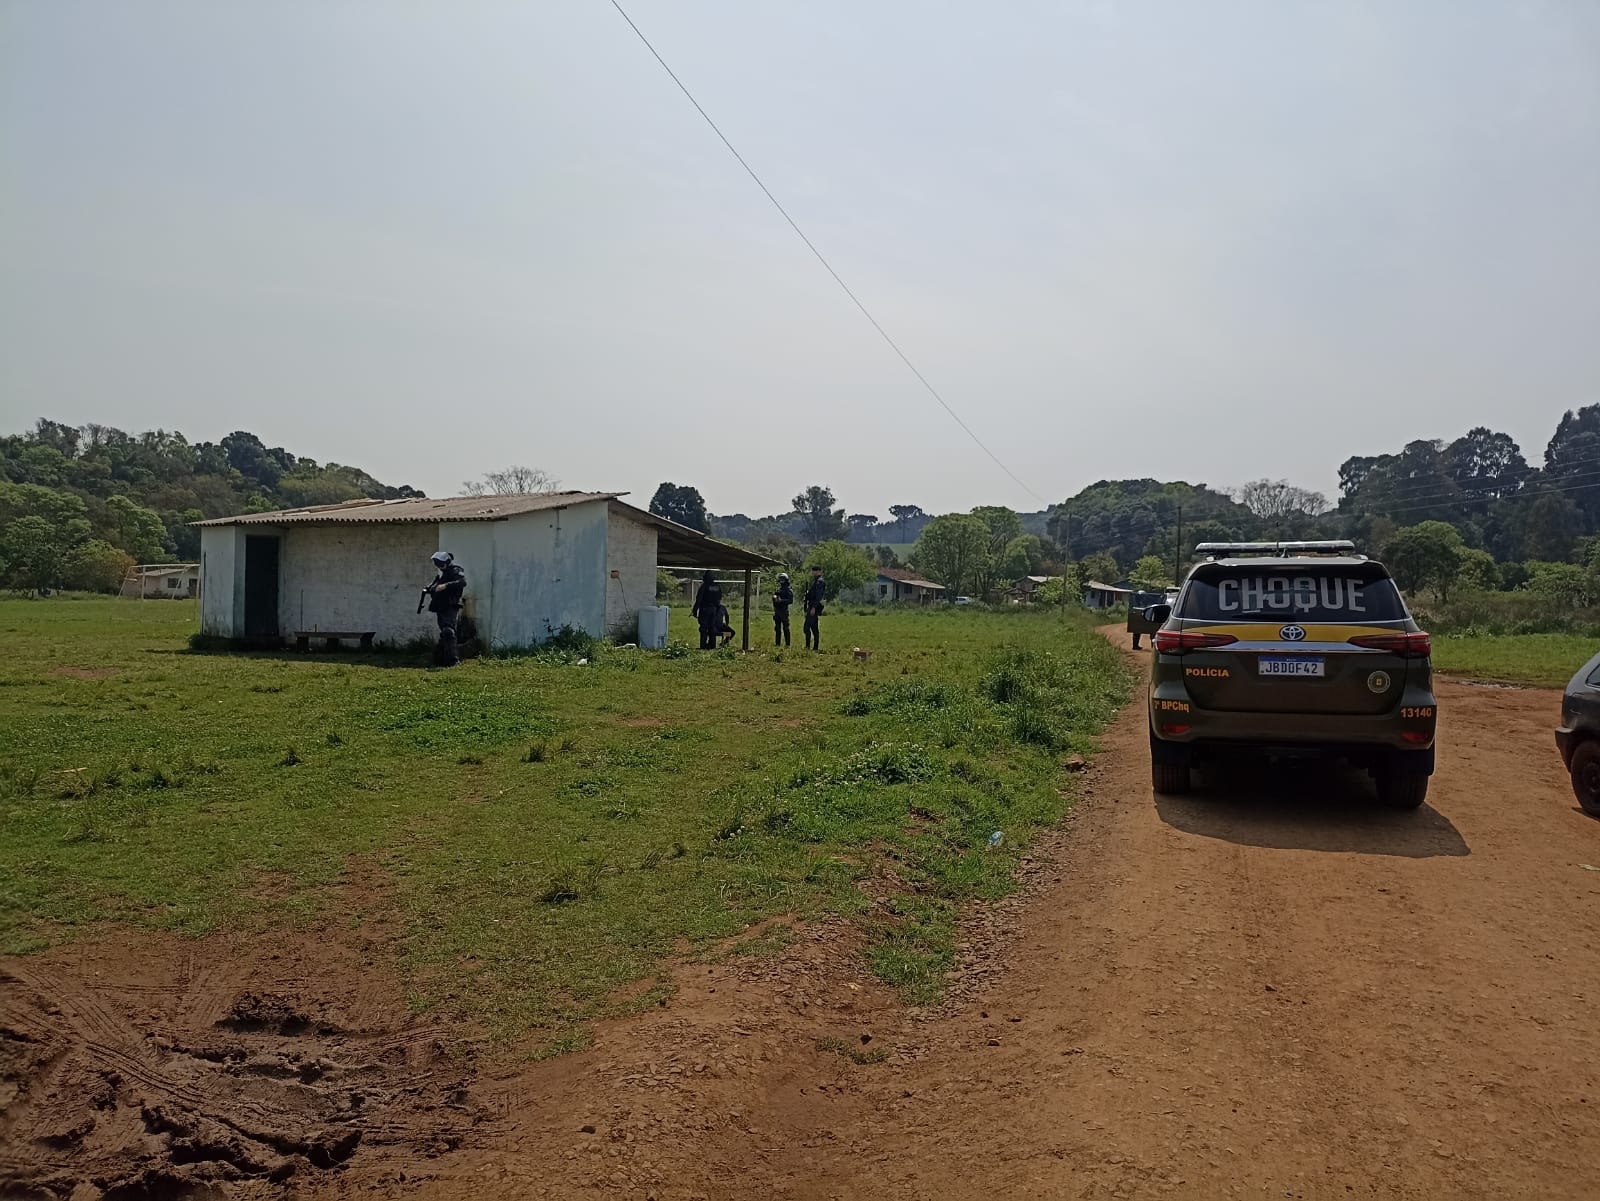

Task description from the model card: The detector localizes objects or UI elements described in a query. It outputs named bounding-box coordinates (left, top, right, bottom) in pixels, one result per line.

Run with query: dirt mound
left=0, top=929, right=476, bottom=1200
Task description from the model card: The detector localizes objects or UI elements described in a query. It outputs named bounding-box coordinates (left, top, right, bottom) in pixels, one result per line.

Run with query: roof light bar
left=1194, top=540, right=1358, bottom=558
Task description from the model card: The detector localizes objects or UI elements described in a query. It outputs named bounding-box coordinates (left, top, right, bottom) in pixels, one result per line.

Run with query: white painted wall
left=199, top=526, right=242, bottom=636
left=485, top=500, right=609, bottom=647
left=278, top=524, right=439, bottom=645
left=443, top=522, right=496, bottom=646
left=604, top=508, right=659, bottom=637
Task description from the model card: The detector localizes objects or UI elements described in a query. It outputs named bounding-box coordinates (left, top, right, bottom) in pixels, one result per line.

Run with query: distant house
left=194, top=492, right=774, bottom=649
left=121, top=563, right=199, bottom=599
left=1012, top=574, right=1060, bottom=603
left=844, top=567, right=946, bottom=605
left=1083, top=580, right=1133, bottom=610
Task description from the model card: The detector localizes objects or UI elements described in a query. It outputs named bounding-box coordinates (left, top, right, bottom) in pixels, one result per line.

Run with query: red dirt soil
left=6, top=632, right=1600, bottom=1199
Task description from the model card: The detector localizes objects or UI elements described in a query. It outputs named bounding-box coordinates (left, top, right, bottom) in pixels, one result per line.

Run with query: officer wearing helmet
left=771, top=571, right=794, bottom=647
left=425, top=550, right=467, bottom=666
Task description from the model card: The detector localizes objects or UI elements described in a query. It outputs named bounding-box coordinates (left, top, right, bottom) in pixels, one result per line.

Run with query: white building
left=195, top=492, right=772, bottom=649
left=121, top=562, right=199, bottom=599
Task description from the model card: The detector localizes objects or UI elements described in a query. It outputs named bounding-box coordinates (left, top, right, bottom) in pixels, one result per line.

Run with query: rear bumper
left=1149, top=681, right=1436, bottom=756
left=1557, top=727, right=1580, bottom=768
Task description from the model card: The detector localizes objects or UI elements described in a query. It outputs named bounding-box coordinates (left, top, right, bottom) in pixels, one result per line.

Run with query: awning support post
left=741, top=570, right=752, bottom=652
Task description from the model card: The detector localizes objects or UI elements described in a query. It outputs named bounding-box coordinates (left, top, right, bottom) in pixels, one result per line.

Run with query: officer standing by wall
left=772, top=572, right=793, bottom=647
left=425, top=551, right=466, bottom=666
left=803, top=564, right=826, bottom=651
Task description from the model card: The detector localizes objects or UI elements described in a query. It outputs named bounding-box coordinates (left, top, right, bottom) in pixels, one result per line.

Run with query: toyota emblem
left=1279, top=625, right=1307, bottom=642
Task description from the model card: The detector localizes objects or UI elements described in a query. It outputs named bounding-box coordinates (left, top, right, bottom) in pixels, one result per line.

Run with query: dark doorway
left=244, top=536, right=281, bottom=640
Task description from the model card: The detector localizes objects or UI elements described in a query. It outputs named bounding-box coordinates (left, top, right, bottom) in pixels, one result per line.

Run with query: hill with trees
left=1, top=420, right=421, bottom=592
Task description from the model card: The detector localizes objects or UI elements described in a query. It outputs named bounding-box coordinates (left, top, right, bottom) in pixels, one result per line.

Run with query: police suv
left=1145, top=541, right=1437, bottom=808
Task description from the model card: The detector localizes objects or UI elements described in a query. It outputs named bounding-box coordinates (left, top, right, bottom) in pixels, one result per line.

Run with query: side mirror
left=1144, top=604, right=1171, bottom=624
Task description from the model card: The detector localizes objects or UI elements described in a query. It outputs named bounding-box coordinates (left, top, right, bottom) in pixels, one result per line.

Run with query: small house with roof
left=194, top=492, right=775, bottom=650
left=121, top=562, right=200, bottom=599
left=843, top=567, right=946, bottom=605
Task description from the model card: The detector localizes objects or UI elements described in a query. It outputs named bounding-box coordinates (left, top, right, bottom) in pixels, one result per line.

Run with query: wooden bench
left=294, top=630, right=375, bottom=652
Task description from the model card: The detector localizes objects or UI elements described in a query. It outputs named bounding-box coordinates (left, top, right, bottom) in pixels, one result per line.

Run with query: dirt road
left=8, top=635, right=1600, bottom=1198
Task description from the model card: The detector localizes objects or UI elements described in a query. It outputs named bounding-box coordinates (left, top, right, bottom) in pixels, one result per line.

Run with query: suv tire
left=1377, top=769, right=1428, bottom=810
left=1569, top=740, right=1600, bottom=817
left=1152, top=761, right=1191, bottom=796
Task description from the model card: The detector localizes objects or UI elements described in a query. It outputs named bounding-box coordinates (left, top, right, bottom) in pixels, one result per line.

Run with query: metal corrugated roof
left=192, top=491, right=622, bottom=527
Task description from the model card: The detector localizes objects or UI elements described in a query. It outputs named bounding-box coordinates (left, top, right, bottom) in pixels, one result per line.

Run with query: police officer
left=771, top=572, right=794, bottom=647
left=425, top=551, right=466, bottom=666
left=802, top=564, right=825, bottom=651
left=691, top=570, right=722, bottom=651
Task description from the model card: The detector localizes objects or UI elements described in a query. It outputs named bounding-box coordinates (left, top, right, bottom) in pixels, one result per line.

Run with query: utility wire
left=605, top=0, right=1046, bottom=506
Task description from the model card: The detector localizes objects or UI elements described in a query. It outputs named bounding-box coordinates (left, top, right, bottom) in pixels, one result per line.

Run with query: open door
left=244, top=535, right=280, bottom=640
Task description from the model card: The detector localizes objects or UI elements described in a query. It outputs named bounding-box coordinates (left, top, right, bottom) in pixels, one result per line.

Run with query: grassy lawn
left=1431, top=632, right=1596, bottom=689
left=0, top=597, right=1131, bottom=1053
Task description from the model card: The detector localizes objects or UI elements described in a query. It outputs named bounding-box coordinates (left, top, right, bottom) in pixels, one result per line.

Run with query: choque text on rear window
left=1181, top=571, right=1406, bottom=621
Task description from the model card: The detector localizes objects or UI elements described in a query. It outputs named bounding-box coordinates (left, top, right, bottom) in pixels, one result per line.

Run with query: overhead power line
left=605, top=0, right=1047, bottom=506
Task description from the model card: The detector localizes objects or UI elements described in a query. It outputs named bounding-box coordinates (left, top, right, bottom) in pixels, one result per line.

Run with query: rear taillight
left=1153, top=630, right=1238, bottom=653
left=1349, top=631, right=1431, bottom=658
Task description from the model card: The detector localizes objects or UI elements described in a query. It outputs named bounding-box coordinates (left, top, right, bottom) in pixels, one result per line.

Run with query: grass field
left=0, top=597, right=1130, bottom=1053
left=1430, top=632, right=1596, bottom=689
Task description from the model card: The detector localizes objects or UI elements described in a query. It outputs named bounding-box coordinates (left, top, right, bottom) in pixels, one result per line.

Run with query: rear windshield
left=1180, top=567, right=1407, bottom=623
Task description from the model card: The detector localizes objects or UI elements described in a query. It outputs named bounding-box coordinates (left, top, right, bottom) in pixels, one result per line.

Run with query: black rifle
left=417, top=583, right=431, bottom=614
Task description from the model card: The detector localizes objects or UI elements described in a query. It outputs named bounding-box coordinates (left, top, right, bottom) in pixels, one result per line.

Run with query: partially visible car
left=1555, top=651, right=1600, bottom=817
left=954, top=596, right=974, bottom=606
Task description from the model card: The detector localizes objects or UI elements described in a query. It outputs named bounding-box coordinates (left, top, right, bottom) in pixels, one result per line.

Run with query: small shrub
left=524, top=742, right=549, bottom=763
left=278, top=748, right=302, bottom=767
left=325, top=732, right=344, bottom=747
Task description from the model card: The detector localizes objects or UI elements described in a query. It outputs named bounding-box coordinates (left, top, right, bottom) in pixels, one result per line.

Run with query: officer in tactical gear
left=772, top=572, right=794, bottom=647
left=803, top=564, right=826, bottom=651
left=425, top=551, right=467, bottom=666
left=691, top=570, right=722, bottom=651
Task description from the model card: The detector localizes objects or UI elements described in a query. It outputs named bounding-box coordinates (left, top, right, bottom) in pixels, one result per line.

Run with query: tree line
left=0, top=420, right=421, bottom=592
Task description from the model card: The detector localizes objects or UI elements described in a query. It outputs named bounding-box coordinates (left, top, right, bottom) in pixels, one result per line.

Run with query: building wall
left=278, top=524, right=439, bottom=645
left=604, top=509, right=659, bottom=637
left=443, top=522, right=497, bottom=646
left=485, top=500, right=608, bottom=647
left=199, top=527, right=243, bottom=635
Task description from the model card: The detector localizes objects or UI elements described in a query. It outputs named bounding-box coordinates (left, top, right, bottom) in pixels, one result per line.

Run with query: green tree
left=1079, top=550, right=1120, bottom=585
left=62, top=540, right=134, bottom=592
left=2, top=516, right=70, bottom=591
left=649, top=483, right=711, bottom=533
left=105, top=495, right=169, bottom=562
left=1382, top=521, right=1465, bottom=600
left=806, top=540, right=875, bottom=601
left=888, top=503, right=925, bottom=543
left=1456, top=547, right=1499, bottom=591
left=911, top=514, right=990, bottom=598
left=1523, top=491, right=1583, bottom=562
left=970, top=505, right=1023, bottom=600
left=792, top=485, right=847, bottom=544
left=1523, top=561, right=1597, bottom=609
left=999, top=533, right=1045, bottom=581
left=1128, top=555, right=1172, bottom=591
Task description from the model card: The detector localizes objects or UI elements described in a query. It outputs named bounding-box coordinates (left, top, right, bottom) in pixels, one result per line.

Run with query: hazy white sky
left=3, top=1, right=1598, bottom=518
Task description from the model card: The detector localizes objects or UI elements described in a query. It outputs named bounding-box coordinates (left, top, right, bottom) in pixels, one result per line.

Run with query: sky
left=2, top=1, right=1598, bottom=519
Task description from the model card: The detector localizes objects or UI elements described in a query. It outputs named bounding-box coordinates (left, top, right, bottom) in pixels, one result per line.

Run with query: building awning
left=1084, top=580, right=1132, bottom=595
left=608, top=501, right=780, bottom=570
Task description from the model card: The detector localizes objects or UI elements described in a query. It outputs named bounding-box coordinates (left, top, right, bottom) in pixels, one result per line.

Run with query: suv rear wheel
left=1152, top=761, right=1191, bottom=796
left=1377, top=769, right=1428, bottom=810
left=1568, top=740, right=1600, bottom=817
